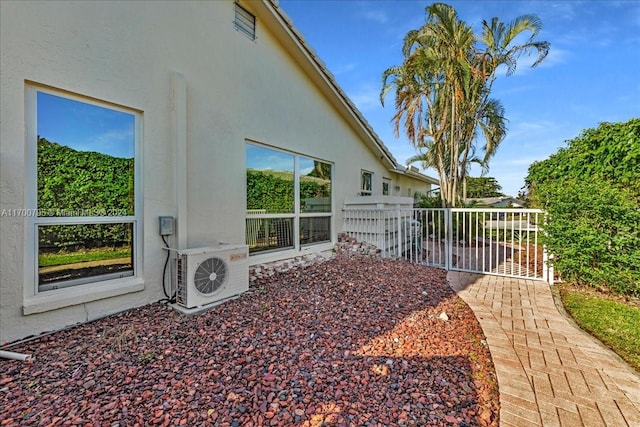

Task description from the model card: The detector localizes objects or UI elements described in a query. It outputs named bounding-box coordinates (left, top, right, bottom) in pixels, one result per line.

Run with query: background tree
left=465, top=176, right=504, bottom=198
left=381, top=3, right=549, bottom=206
left=524, top=119, right=640, bottom=296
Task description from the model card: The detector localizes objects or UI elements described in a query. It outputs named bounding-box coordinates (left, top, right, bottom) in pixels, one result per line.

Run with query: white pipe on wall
left=0, top=350, right=33, bottom=361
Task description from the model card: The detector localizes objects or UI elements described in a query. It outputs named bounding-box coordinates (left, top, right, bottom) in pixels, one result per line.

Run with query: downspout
left=0, top=350, right=33, bottom=361
left=172, top=72, right=188, bottom=250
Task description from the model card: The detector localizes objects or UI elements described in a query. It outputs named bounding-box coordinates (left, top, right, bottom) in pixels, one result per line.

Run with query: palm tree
left=381, top=3, right=549, bottom=207
left=308, top=161, right=331, bottom=180
left=381, top=3, right=471, bottom=206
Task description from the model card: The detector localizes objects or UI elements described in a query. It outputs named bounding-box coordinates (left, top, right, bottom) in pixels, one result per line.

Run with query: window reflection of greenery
left=35, top=91, right=136, bottom=289
left=246, top=144, right=332, bottom=252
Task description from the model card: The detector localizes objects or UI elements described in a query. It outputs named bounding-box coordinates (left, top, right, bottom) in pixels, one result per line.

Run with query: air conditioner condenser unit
left=174, top=244, right=249, bottom=309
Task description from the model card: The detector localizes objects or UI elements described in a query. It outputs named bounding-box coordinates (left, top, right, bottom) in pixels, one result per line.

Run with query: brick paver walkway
left=448, top=272, right=640, bottom=427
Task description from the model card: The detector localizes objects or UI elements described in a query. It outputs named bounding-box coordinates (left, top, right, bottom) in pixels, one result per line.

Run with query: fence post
left=394, top=210, right=400, bottom=258
left=445, top=208, right=452, bottom=270
left=379, top=209, right=386, bottom=256
left=543, top=245, right=549, bottom=283
left=543, top=245, right=555, bottom=285
left=542, top=211, right=554, bottom=284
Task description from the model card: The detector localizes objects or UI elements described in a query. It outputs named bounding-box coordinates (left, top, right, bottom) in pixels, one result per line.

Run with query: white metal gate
left=343, top=208, right=551, bottom=283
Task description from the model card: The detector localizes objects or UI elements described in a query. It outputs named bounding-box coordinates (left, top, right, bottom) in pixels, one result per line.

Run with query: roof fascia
left=390, top=165, right=439, bottom=185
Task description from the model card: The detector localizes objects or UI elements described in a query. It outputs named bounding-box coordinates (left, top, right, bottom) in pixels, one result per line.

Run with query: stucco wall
left=0, top=0, right=420, bottom=343
left=393, top=173, right=434, bottom=199
left=1, top=1, right=181, bottom=343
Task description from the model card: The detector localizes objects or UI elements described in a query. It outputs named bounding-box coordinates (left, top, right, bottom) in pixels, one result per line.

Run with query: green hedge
left=525, top=119, right=640, bottom=296
left=37, top=137, right=134, bottom=251
left=38, top=137, right=134, bottom=215
left=538, top=180, right=639, bottom=295
left=247, top=169, right=330, bottom=213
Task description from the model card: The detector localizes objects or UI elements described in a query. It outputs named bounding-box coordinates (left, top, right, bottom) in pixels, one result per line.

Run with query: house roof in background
left=394, top=164, right=439, bottom=185
left=465, top=196, right=525, bottom=207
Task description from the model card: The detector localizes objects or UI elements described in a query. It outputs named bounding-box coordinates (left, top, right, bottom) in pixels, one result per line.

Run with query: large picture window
left=28, top=88, right=140, bottom=292
left=246, top=143, right=332, bottom=254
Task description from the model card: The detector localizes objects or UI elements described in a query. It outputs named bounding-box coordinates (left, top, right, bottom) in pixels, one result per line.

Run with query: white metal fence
left=343, top=208, right=552, bottom=283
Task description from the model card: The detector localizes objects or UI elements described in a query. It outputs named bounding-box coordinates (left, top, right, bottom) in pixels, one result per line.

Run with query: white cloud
left=495, top=47, right=569, bottom=77
left=506, top=120, right=558, bottom=139
left=546, top=1, right=584, bottom=21
left=356, top=3, right=389, bottom=24
left=536, top=47, right=569, bottom=68
left=350, top=84, right=384, bottom=112
left=333, top=62, right=357, bottom=76
left=362, top=9, right=389, bottom=24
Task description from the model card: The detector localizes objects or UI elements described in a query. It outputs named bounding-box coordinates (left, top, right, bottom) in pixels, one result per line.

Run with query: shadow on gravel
left=1, top=254, right=499, bottom=426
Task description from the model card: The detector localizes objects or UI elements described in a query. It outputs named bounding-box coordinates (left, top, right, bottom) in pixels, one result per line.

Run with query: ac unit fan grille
left=193, top=257, right=227, bottom=295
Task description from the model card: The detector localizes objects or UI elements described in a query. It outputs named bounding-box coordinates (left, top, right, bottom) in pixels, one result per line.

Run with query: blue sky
left=38, top=92, right=134, bottom=159
left=279, top=0, right=640, bottom=196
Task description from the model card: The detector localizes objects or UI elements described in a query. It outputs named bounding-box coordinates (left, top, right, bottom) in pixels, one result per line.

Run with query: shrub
left=524, top=119, right=640, bottom=296
left=540, top=180, right=639, bottom=296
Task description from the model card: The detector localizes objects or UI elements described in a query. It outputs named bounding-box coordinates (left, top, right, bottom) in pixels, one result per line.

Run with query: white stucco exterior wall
left=0, top=0, right=432, bottom=343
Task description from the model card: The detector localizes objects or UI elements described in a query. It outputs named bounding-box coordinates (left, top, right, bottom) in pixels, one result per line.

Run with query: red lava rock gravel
left=1, top=254, right=499, bottom=426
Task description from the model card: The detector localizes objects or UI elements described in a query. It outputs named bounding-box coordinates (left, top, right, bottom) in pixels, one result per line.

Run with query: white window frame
left=23, top=85, right=144, bottom=315
left=245, top=142, right=333, bottom=258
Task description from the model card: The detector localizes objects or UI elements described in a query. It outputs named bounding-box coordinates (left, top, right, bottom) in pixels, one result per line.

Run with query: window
left=382, top=178, right=391, bottom=196
left=361, top=170, right=373, bottom=195
left=299, top=156, right=332, bottom=245
left=234, top=3, right=256, bottom=40
left=27, top=87, right=140, bottom=293
left=246, top=143, right=332, bottom=254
